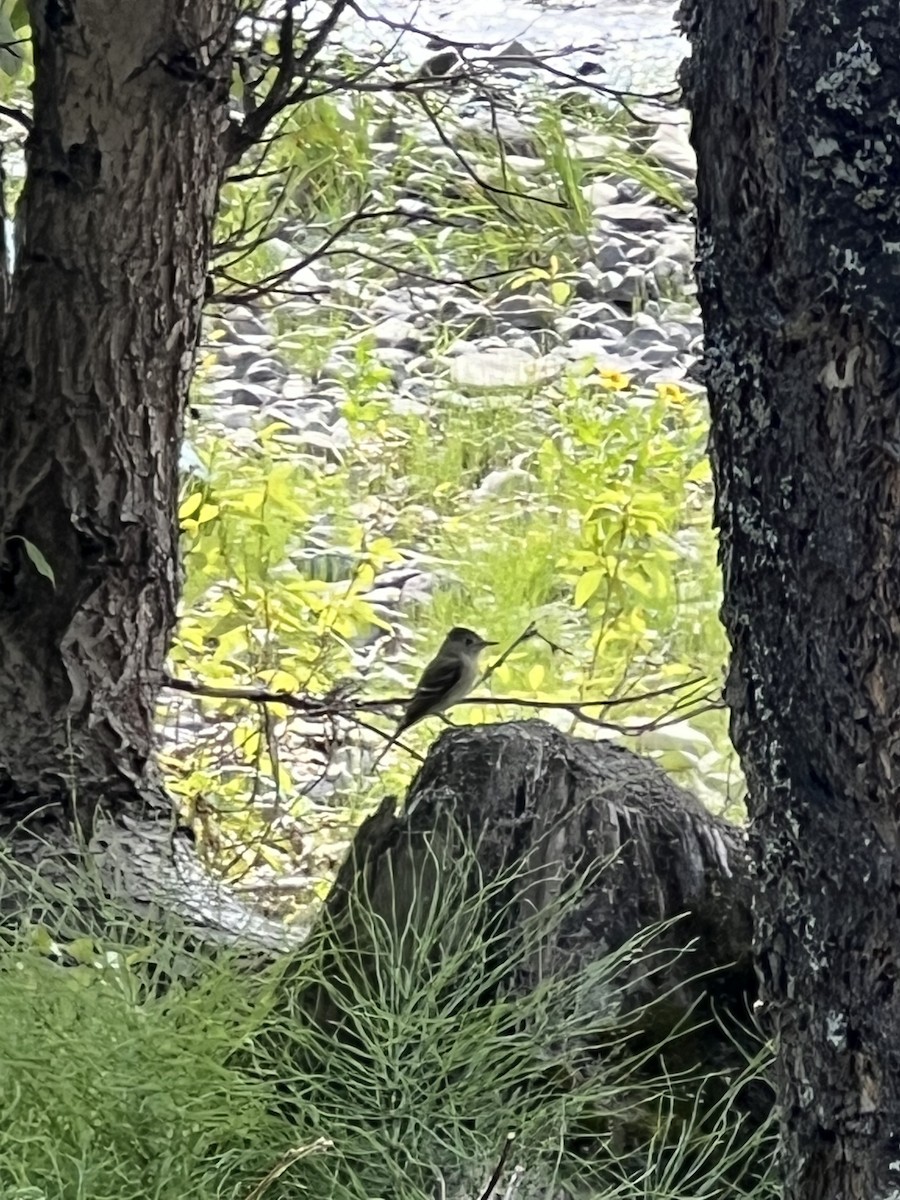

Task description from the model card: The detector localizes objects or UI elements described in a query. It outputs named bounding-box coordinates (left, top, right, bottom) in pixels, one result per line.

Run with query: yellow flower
left=598, top=367, right=631, bottom=391
left=656, top=381, right=687, bottom=404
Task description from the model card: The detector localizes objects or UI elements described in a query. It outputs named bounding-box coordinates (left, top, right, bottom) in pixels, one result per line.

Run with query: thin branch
left=211, top=202, right=400, bottom=302
left=416, top=93, right=567, bottom=214
left=478, top=1132, right=517, bottom=1200
left=162, top=672, right=723, bottom=739
left=0, top=103, right=32, bottom=132
left=226, top=1, right=298, bottom=162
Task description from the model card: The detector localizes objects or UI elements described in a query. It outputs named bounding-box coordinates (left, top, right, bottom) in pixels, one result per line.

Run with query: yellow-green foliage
left=167, top=353, right=733, bottom=895
left=164, top=84, right=739, bottom=892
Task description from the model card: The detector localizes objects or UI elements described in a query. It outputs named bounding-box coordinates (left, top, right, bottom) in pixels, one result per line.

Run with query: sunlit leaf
left=178, top=492, right=203, bottom=520
left=528, top=663, right=545, bottom=690
left=574, top=568, right=604, bottom=609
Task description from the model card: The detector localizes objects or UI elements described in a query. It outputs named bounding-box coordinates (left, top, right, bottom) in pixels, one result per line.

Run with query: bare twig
left=477, top=1132, right=517, bottom=1200
left=241, top=1138, right=333, bottom=1200
left=416, top=93, right=567, bottom=214
left=162, top=670, right=723, bottom=745
left=0, top=103, right=32, bottom=132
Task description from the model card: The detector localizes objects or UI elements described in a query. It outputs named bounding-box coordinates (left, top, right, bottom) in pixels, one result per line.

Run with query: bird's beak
left=481, top=640, right=499, bottom=647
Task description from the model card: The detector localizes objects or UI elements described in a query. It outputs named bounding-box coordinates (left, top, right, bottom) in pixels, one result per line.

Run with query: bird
left=375, top=626, right=497, bottom=766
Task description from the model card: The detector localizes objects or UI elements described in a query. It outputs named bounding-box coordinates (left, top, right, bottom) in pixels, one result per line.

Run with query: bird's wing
left=397, top=656, right=468, bottom=733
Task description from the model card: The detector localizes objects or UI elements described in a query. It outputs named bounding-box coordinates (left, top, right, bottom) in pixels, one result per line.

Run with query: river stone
left=243, top=358, right=286, bottom=385
left=372, top=317, right=425, bottom=351
left=656, top=233, right=695, bottom=265
left=576, top=301, right=634, bottom=332
left=555, top=314, right=622, bottom=342
left=622, top=326, right=669, bottom=351
left=645, top=365, right=689, bottom=385
left=652, top=257, right=692, bottom=287
left=213, top=404, right=258, bottom=430
left=215, top=344, right=264, bottom=375
left=264, top=401, right=335, bottom=431
left=574, top=262, right=627, bottom=302
left=510, top=331, right=559, bottom=355
left=582, top=179, right=619, bottom=209
left=596, top=266, right=647, bottom=303
left=493, top=294, right=557, bottom=329
left=498, top=154, right=546, bottom=177
left=221, top=307, right=270, bottom=339
left=595, top=202, right=670, bottom=233
left=594, top=240, right=631, bottom=272
left=569, top=133, right=629, bottom=160
left=449, top=348, right=562, bottom=390
left=472, top=467, right=539, bottom=500
left=468, top=111, right=538, bottom=157
left=649, top=121, right=696, bottom=179
left=627, top=341, right=680, bottom=367
left=438, top=296, right=496, bottom=337
left=658, top=321, right=694, bottom=351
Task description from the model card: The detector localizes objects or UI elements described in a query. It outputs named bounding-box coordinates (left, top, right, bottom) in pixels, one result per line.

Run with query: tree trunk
left=323, top=717, right=754, bottom=1008
left=306, top=722, right=762, bottom=1133
left=0, top=0, right=237, bottom=805
left=683, top=3, right=900, bottom=1194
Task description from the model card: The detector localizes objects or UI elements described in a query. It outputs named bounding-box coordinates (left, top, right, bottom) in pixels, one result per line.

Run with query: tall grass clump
left=0, top=833, right=774, bottom=1198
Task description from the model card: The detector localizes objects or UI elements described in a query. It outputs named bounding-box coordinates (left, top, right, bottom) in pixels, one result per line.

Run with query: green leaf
left=178, top=491, right=203, bottom=520
left=574, top=568, right=604, bottom=609
left=0, top=7, right=23, bottom=77
left=9, top=537, right=56, bottom=586
left=550, top=280, right=571, bottom=306
left=528, top=663, right=545, bottom=690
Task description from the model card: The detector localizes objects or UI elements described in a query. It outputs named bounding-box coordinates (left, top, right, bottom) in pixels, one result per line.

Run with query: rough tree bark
left=0, top=1, right=301, bottom=942
left=0, top=0, right=237, bottom=806
left=684, top=2, right=900, bottom=1195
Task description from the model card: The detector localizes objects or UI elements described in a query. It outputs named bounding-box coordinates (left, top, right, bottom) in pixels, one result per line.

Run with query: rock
left=215, top=344, right=264, bottom=375
left=448, top=348, right=562, bottom=390
left=230, top=383, right=281, bottom=407
left=372, top=317, right=425, bottom=352
left=649, top=121, right=696, bottom=179
left=622, top=326, right=669, bottom=351
left=213, top=404, right=258, bottom=430
left=655, top=233, right=695, bottom=265
left=438, top=297, right=496, bottom=338
left=645, top=365, right=690, bottom=385
left=459, top=111, right=538, bottom=157
left=497, top=154, right=546, bottom=177
left=596, top=266, right=648, bottom=303
left=220, top=306, right=270, bottom=339
left=569, top=133, right=629, bottom=160
left=659, top=321, right=695, bottom=351
left=595, top=202, right=670, bottom=233
left=492, top=294, right=557, bottom=330
left=616, top=178, right=650, bottom=203
left=510, top=331, right=558, bottom=355
left=623, top=240, right=658, bottom=265
left=582, top=179, right=619, bottom=209
left=626, top=341, right=681, bottom=367
left=490, top=39, right=542, bottom=68
left=263, top=401, right=336, bottom=432
left=243, top=358, right=287, bottom=385
left=652, top=257, right=692, bottom=288
left=577, top=301, right=634, bottom=332
left=555, top=314, right=623, bottom=342
left=472, top=468, right=538, bottom=500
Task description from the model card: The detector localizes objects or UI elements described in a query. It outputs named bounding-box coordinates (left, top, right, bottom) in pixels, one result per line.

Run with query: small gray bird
left=376, top=626, right=497, bottom=764
left=398, top=626, right=496, bottom=733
